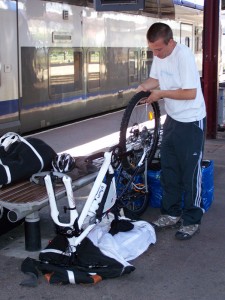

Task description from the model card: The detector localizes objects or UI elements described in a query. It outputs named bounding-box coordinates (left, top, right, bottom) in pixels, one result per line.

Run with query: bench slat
left=0, top=181, right=66, bottom=204
left=0, top=158, right=102, bottom=222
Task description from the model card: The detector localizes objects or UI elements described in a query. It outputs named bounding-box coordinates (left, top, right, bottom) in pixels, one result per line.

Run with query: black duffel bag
left=0, top=132, right=56, bottom=187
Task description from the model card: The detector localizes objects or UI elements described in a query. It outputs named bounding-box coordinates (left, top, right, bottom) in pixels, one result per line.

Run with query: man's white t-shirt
left=150, top=43, right=206, bottom=122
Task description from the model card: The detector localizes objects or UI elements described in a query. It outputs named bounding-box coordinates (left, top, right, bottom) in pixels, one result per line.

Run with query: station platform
left=0, top=110, right=225, bottom=299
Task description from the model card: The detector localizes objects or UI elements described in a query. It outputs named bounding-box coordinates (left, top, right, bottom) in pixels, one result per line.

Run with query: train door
left=195, top=26, right=203, bottom=75
left=128, top=49, right=139, bottom=86
left=85, top=48, right=104, bottom=114
left=86, top=49, right=101, bottom=92
left=180, top=22, right=194, bottom=51
left=140, top=49, right=153, bottom=82
left=0, top=1, right=20, bottom=135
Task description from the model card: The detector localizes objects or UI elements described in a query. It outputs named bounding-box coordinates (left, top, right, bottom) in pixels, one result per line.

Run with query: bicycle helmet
left=0, top=132, right=20, bottom=151
left=52, top=153, right=75, bottom=173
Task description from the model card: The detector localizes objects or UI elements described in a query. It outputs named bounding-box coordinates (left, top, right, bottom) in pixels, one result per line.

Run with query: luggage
left=148, top=160, right=214, bottom=212
left=0, top=132, right=56, bottom=187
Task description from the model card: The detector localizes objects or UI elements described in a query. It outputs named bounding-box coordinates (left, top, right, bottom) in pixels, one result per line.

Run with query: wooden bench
left=0, top=162, right=102, bottom=251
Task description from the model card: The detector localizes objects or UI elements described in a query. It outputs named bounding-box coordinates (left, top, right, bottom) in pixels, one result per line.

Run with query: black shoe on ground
left=175, top=224, right=200, bottom=240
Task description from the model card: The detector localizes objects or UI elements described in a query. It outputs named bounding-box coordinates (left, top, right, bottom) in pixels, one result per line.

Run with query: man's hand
left=136, top=78, right=160, bottom=98
left=136, top=84, right=148, bottom=93
left=147, top=90, right=162, bottom=103
left=136, top=77, right=161, bottom=103
left=139, top=90, right=162, bottom=104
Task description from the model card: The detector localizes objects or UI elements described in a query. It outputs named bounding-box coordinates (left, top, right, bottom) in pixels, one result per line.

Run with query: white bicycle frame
left=44, top=143, right=150, bottom=252
left=44, top=151, right=117, bottom=252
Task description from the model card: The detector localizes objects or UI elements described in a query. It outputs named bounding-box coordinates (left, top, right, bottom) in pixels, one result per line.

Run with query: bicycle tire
left=122, top=190, right=149, bottom=217
left=119, top=91, right=161, bottom=174
left=115, top=168, right=149, bottom=216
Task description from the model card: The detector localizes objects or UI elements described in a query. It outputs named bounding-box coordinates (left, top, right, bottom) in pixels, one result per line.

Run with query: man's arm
left=149, top=88, right=197, bottom=103
left=136, top=77, right=159, bottom=93
left=136, top=77, right=197, bottom=103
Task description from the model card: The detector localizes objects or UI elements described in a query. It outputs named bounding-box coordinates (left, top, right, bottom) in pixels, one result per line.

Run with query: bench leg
left=24, top=212, right=41, bottom=251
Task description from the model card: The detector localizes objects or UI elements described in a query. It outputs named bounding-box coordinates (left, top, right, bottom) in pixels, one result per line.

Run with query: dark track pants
left=160, top=115, right=206, bottom=225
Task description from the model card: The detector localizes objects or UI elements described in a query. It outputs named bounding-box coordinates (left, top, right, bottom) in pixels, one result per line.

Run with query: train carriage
left=0, top=0, right=203, bottom=135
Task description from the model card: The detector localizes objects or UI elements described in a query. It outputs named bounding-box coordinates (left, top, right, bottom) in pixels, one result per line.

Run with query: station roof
left=173, top=0, right=203, bottom=10
left=45, top=0, right=204, bottom=19
left=45, top=1, right=204, bottom=11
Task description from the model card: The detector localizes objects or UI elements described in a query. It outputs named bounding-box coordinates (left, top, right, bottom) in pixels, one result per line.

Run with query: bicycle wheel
left=122, top=187, right=149, bottom=217
left=119, top=91, right=161, bottom=174
left=115, top=168, right=149, bottom=216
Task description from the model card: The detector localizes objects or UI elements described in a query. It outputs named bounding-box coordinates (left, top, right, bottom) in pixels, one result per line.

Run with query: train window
left=180, top=23, right=193, bottom=50
left=195, top=27, right=203, bottom=53
left=87, top=51, right=100, bottom=91
left=49, top=48, right=82, bottom=97
left=185, top=37, right=190, bottom=47
left=129, top=50, right=139, bottom=84
left=94, top=0, right=145, bottom=11
left=141, top=50, right=153, bottom=81
left=147, top=51, right=153, bottom=59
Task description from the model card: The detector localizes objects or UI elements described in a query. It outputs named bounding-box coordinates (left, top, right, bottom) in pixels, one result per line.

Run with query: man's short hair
left=147, top=22, right=173, bottom=45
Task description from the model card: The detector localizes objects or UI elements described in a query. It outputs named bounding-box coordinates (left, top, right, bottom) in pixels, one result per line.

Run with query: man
left=137, top=22, right=206, bottom=240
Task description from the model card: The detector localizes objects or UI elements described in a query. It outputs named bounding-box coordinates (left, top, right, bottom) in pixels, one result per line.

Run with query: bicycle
left=116, top=91, right=161, bottom=215
left=44, top=91, right=161, bottom=252
left=119, top=91, right=161, bottom=174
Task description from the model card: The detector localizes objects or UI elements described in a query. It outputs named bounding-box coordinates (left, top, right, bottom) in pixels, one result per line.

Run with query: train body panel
left=0, top=0, right=204, bottom=135
left=0, top=1, right=20, bottom=132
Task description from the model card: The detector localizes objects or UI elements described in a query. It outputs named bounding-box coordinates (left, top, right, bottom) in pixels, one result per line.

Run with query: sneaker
left=151, top=215, right=181, bottom=230
left=175, top=224, right=200, bottom=240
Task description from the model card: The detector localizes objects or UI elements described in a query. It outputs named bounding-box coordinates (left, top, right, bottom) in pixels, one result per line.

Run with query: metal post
left=24, top=211, right=41, bottom=251
left=202, top=0, right=220, bottom=138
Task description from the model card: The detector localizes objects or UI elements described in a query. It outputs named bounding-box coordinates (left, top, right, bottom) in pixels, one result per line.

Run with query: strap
left=67, top=270, right=76, bottom=284
left=40, top=249, right=71, bottom=257
left=0, top=158, right=11, bottom=184
left=19, top=136, right=44, bottom=172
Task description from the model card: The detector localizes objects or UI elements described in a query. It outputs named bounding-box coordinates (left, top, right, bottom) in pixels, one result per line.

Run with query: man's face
left=148, top=38, right=174, bottom=59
